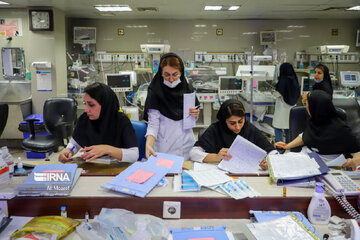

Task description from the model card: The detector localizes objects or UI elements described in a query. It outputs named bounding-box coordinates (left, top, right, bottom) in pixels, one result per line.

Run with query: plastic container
left=61, top=206, right=67, bottom=218
left=307, top=182, right=331, bottom=224
left=15, top=157, right=26, bottom=175
left=1, top=147, right=14, bottom=180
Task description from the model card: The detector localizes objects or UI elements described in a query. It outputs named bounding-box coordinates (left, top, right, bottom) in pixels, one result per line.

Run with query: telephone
left=318, top=170, right=360, bottom=223
left=322, top=170, right=360, bottom=196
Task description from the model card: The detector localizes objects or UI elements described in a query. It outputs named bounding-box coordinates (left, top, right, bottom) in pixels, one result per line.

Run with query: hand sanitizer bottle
left=307, top=182, right=331, bottom=224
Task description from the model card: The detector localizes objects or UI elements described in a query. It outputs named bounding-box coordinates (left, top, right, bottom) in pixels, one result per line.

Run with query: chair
left=289, top=106, right=309, bottom=152
left=22, top=98, right=77, bottom=156
left=130, top=120, right=147, bottom=161
left=0, top=104, right=9, bottom=137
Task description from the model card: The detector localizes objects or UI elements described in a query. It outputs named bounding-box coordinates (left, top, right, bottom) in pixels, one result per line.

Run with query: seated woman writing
left=275, top=90, right=360, bottom=164
left=58, top=82, right=139, bottom=163
left=189, top=99, right=275, bottom=169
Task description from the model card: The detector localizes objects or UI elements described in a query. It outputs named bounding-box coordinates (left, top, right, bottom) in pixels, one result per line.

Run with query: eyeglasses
left=162, top=72, right=180, bottom=80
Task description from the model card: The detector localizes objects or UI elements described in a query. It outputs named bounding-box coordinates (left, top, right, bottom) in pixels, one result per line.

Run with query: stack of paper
left=17, top=164, right=81, bottom=196
left=218, top=135, right=267, bottom=174
left=267, top=152, right=329, bottom=185
left=102, top=152, right=184, bottom=198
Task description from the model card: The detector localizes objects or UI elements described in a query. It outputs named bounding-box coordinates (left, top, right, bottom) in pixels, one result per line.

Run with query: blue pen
left=67, top=146, right=75, bottom=157
left=195, top=105, right=200, bottom=110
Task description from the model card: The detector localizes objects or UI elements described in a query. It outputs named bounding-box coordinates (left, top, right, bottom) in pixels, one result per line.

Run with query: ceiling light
left=204, top=6, right=222, bottom=11
left=95, top=5, right=132, bottom=12
left=228, top=6, right=239, bottom=11
left=346, top=6, right=360, bottom=11
left=0, top=1, right=9, bottom=4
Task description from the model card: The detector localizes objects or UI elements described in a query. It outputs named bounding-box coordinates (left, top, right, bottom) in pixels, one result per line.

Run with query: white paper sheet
left=36, top=70, right=52, bottom=91
left=326, top=154, right=346, bottom=167
left=183, top=92, right=196, bottom=130
left=185, top=169, right=231, bottom=187
left=217, top=135, right=267, bottom=174
left=193, top=162, right=219, bottom=172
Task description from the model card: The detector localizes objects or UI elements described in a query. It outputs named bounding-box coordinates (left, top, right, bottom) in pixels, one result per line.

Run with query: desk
left=6, top=176, right=358, bottom=220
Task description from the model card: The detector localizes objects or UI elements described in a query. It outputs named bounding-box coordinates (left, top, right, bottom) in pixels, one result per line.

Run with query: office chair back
left=289, top=106, right=309, bottom=152
left=43, top=98, right=77, bottom=141
left=333, top=98, right=360, bottom=143
left=22, top=97, right=77, bottom=154
left=0, top=104, right=9, bottom=137
left=130, top=120, right=147, bottom=161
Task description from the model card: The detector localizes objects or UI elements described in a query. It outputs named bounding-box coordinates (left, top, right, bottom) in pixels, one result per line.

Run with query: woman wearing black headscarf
left=189, top=99, right=275, bottom=169
left=301, top=63, right=333, bottom=104
left=276, top=90, right=360, bottom=162
left=58, top=83, right=138, bottom=163
left=144, top=53, right=200, bottom=160
left=272, top=63, right=300, bottom=143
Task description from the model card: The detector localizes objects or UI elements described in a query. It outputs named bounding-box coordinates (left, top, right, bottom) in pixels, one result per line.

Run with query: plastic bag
left=11, top=216, right=80, bottom=240
left=76, top=208, right=169, bottom=240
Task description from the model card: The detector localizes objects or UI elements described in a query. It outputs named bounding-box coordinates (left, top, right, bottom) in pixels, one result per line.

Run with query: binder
left=268, top=152, right=329, bottom=185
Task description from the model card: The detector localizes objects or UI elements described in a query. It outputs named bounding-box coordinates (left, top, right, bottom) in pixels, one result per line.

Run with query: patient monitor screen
left=220, top=77, right=243, bottom=90
left=301, top=77, right=315, bottom=93
left=106, top=74, right=132, bottom=92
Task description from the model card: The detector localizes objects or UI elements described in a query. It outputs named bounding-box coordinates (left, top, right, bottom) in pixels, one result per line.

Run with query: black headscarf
left=275, top=62, right=300, bottom=106
left=303, top=90, right=360, bottom=155
left=72, top=83, right=138, bottom=149
left=144, top=52, right=199, bottom=121
left=194, top=99, right=274, bottom=153
left=312, top=64, right=333, bottom=97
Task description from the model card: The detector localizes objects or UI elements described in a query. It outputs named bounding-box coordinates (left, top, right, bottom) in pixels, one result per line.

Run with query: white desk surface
left=8, top=175, right=326, bottom=198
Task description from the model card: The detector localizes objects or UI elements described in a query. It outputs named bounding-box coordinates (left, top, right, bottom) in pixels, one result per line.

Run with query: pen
left=67, top=146, right=75, bottom=157
left=195, top=105, right=200, bottom=110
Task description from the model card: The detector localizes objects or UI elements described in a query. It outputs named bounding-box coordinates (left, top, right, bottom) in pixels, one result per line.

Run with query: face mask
left=316, top=79, right=323, bottom=83
left=163, top=78, right=181, bottom=88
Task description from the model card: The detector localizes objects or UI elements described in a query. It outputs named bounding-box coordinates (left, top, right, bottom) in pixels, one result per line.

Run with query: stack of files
left=245, top=214, right=320, bottom=240
left=102, top=153, right=184, bottom=198
left=17, top=164, right=81, bottom=196
left=267, top=151, right=329, bottom=186
left=249, top=210, right=321, bottom=239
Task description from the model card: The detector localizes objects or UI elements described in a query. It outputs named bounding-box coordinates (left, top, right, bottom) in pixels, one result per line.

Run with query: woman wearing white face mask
left=144, top=53, right=200, bottom=160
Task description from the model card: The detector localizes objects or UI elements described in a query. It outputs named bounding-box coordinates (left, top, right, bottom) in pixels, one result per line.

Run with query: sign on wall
left=0, top=18, right=22, bottom=37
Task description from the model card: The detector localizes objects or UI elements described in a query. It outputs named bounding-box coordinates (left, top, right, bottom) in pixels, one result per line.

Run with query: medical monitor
left=236, top=65, right=275, bottom=81
left=260, top=31, right=276, bottom=45
left=218, top=76, right=243, bottom=95
left=340, top=71, right=360, bottom=87
left=301, top=77, right=316, bottom=94
left=105, top=73, right=132, bottom=92
left=74, top=27, right=96, bottom=44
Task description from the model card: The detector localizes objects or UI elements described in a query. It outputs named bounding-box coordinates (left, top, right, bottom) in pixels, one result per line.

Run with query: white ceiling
left=1, top=0, right=360, bottom=20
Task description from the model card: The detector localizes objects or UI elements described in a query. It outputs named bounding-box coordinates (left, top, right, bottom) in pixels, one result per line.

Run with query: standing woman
left=58, top=83, right=139, bottom=163
left=272, top=62, right=300, bottom=143
left=144, top=53, right=200, bottom=160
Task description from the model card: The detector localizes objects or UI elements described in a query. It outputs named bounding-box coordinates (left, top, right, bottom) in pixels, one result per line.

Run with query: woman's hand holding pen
left=58, top=146, right=75, bottom=163
left=259, top=158, right=268, bottom=170
left=189, top=105, right=200, bottom=118
left=274, top=142, right=288, bottom=149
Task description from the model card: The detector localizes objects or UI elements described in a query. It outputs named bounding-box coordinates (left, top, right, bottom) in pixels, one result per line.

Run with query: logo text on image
left=34, top=170, right=71, bottom=182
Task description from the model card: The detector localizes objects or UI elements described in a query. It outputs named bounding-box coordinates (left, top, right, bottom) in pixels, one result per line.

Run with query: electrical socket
left=163, top=201, right=181, bottom=219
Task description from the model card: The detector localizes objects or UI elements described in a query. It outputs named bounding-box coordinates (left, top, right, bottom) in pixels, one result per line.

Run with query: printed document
left=218, top=135, right=267, bottom=174
left=183, top=92, right=196, bottom=130
left=185, top=169, right=231, bottom=187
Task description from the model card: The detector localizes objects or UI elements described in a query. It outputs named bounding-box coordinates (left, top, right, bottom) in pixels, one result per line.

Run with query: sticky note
left=156, top=158, right=174, bottom=168
left=188, top=238, right=214, bottom=240
left=126, top=169, right=155, bottom=184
